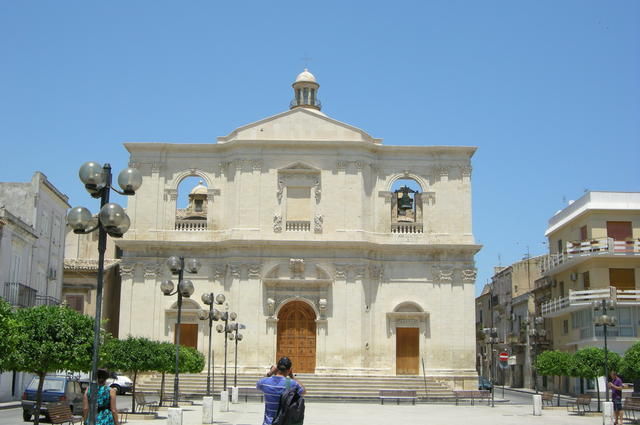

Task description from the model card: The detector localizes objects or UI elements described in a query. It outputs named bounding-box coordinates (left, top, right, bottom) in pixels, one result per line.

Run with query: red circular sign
left=499, top=352, right=509, bottom=362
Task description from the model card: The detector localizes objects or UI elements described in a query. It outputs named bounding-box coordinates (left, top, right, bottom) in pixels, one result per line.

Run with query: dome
left=295, top=68, right=317, bottom=84
left=190, top=180, right=208, bottom=195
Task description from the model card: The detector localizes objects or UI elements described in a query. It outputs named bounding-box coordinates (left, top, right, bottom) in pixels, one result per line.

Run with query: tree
left=0, top=299, right=18, bottom=372
left=535, top=350, right=574, bottom=406
left=13, top=305, right=94, bottom=425
left=101, top=336, right=158, bottom=413
left=620, top=341, right=640, bottom=382
left=573, top=347, right=618, bottom=412
left=155, top=343, right=205, bottom=406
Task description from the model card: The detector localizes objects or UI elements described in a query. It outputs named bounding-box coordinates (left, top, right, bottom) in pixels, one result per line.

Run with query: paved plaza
left=120, top=401, right=608, bottom=425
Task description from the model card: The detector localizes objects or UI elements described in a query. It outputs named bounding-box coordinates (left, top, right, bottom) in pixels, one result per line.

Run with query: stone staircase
left=136, top=373, right=455, bottom=402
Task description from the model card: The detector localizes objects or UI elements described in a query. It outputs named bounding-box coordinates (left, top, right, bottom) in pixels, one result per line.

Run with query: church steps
left=135, top=373, right=455, bottom=400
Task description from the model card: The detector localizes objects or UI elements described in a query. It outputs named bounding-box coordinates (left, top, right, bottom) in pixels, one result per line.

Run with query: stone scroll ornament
left=273, top=213, right=283, bottom=233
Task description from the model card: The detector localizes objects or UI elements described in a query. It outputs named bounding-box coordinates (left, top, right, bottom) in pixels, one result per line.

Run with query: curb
left=0, top=402, right=20, bottom=410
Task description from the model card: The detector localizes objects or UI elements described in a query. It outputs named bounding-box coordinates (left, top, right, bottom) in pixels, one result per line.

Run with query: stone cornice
left=64, top=258, right=120, bottom=272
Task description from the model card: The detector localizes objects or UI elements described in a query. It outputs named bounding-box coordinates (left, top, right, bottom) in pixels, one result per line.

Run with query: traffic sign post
left=499, top=352, right=509, bottom=362
left=498, top=352, right=509, bottom=399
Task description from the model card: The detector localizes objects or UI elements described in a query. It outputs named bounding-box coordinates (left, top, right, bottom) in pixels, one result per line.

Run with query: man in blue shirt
left=256, top=357, right=306, bottom=425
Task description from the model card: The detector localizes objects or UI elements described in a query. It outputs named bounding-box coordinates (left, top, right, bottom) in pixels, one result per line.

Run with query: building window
left=557, top=239, right=563, bottom=254
left=563, top=320, right=569, bottom=335
left=609, top=268, right=635, bottom=290
left=582, top=271, right=590, bottom=290
left=286, top=187, right=311, bottom=231
left=606, top=221, right=632, bottom=241
left=65, top=295, right=84, bottom=314
left=580, top=225, right=587, bottom=241
left=559, top=281, right=565, bottom=297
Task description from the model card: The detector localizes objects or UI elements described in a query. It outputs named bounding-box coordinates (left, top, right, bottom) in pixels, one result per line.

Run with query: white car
left=106, top=372, right=133, bottom=395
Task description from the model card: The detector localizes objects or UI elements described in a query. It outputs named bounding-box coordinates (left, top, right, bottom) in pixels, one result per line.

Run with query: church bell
left=398, top=190, right=413, bottom=210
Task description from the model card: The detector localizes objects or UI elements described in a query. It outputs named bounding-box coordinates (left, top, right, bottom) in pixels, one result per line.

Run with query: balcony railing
left=286, top=221, right=310, bottom=232
left=35, top=295, right=60, bottom=306
left=391, top=223, right=424, bottom=234
left=3, top=282, right=37, bottom=308
left=290, top=98, right=322, bottom=109
left=175, top=220, right=207, bottom=231
left=541, top=287, right=640, bottom=317
left=539, top=237, right=640, bottom=275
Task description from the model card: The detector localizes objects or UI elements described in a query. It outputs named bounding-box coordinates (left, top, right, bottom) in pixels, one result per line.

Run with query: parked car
left=478, top=376, right=493, bottom=391
left=106, top=372, right=133, bottom=395
left=21, top=375, right=83, bottom=422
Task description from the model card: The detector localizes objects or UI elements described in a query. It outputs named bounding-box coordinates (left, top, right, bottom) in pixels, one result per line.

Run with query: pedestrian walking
left=82, top=369, right=119, bottom=425
left=256, top=357, right=306, bottom=425
left=608, top=370, right=624, bottom=425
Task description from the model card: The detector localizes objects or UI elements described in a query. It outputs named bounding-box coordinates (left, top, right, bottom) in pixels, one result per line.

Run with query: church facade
left=116, top=70, right=480, bottom=388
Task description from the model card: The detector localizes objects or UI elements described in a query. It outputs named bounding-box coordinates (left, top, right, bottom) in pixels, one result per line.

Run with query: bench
left=567, top=394, right=592, bottom=415
left=541, top=391, right=554, bottom=407
left=624, top=397, right=640, bottom=422
left=134, top=391, right=159, bottom=413
left=453, top=390, right=491, bottom=406
left=47, top=403, right=82, bottom=425
left=379, top=389, right=417, bottom=405
left=162, top=390, right=185, bottom=404
left=238, top=387, right=264, bottom=402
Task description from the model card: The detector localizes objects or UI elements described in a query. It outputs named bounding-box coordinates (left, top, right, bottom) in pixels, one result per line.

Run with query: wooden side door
left=277, top=301, right=316, bottom=373
left=396, top=327, right=419, bottom=375
left=175, top=323, right=198, bottom=349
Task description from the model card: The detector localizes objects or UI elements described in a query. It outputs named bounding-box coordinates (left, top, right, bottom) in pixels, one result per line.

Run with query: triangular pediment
left=217, top=108, right=381, bottom=144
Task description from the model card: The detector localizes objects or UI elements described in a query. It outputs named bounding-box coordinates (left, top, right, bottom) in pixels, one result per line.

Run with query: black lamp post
left=216, top=309, right=237, bottom=391
left=66, top=162, right=142, bottom=425
left=482, top=327, right=498, bottom=408
left=231, top=324, right=245, bottom=387
left=528, top=316, right=546, bottom=394
left=198, top=293, right=226, bottom=396
left=160, top=256, right=201, bottom=407
left=593, top=298, right=617, bottom=404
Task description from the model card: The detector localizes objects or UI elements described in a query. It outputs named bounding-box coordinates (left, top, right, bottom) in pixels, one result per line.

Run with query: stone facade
left=116, top=71, right=480, bottom=388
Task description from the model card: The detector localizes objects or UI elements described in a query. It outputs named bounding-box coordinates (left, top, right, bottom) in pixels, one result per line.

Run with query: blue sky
left=1, top=1, right=638, bottom=294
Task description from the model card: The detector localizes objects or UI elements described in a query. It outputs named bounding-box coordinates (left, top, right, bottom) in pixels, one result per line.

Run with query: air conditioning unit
left=570, top=273, right=578, bottom=281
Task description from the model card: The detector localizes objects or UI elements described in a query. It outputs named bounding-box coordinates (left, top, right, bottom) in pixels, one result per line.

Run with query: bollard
left=232, top=386, right=239, bottom=404
left=202, top=396, right=214, bottom=424
left=168, top=407, right=183, bottom=425
left=532, top=394, right=542, bottom=416
left=219, top=390, right=230, bottom=412
left=603, top=401, right=613, bottom=425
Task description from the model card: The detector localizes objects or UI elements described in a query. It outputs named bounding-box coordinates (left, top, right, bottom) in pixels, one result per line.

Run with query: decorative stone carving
left=354, top=161, right=364, bottom=170
left=336, top=160, right=348, bottom=171
left=318, top=298, right=327, bottom=318
left=119, top=262, right=135, bottom=279
left=369, top=264, right=384, bottom=280
left=273, top=213, right=282, bottom=233
left=313, top=214, right=323, bottom=233
left=252, top=160, right=263, bottom=171
left=290, top=259, right=304, bottom=279
left=353, top=265, right=366, bottom=279
left=313, top=180, right=321, bottom=202
left=164, top=189, right=178, bottom=201
left=432, top=265, right=454, bottom=283
left=219, top=161, right=232, bottom=174
left=248, top=264, right=261, bottom=279
left=151, top=162, right=162, bottom=173
left=143, top=263, right=161, bottom=278
left=277, top=180, right=284, bottom=203
left=334, top=264, right=347, bottom=279
left=229, top=264, right=241, bottom=278
left=378, top=191, right=393, bottom=203
left=460, top=165, right=472, bottom=177
left=212, top=265, right=227, bottom=280
left=421, top=192, right=436, bottom=205
left=462, top=269, right=477, bottom=282
left=434, top=166, right=450, bottom=178
left=266, top=298, right=276, bottom=317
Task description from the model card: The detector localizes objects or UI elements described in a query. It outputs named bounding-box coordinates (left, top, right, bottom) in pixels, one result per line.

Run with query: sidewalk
left=123, top=400, right=606, bottom=425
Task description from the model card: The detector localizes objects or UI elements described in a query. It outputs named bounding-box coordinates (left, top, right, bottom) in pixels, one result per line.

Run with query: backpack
left=272, top=378, right=305, bottom=425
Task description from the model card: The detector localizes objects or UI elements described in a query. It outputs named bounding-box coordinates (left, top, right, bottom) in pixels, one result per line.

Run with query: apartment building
left=536, top=191, right=640, bottom=394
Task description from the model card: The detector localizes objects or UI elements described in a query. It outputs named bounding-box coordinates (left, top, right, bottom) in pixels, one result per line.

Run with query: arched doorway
left=276, top=301, right=316, bottom=373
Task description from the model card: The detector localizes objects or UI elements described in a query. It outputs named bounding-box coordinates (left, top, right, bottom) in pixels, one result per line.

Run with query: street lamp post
left=160, top=256, right=201, bottom=407
left=67, top=162, right=141, bottom=425
left=482, top=327, right=499, bottom=408
left=231, top=324, right=245, bottom=387
left=593, top=298, right=617, bottom=403
left=216, top=308, right=237, bottom=391
left=198, top=293, right=226, bottom=396
left=528, top=316, right=546, bottom=394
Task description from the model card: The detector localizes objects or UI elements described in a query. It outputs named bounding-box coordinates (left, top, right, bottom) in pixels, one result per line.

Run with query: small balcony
left=391, top=223, right=423, bottom=234
left=541, top=287, right=640, bottom=317
left=175, top=219, right=207, bottom=231
left=2, top=282, right=37, bottom=308
left=286, top=220, right=310, bottom=232
left=539, top=237, right=640, bottom=275
left=35, top=295, right=61, bottom=306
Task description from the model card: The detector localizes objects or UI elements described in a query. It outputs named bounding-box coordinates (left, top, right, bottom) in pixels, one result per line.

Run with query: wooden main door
left=175, top=323, right=198, bottom=349
left=396, top=327, right=419, bottom=375
left=277, top=301, right=316, bottom=373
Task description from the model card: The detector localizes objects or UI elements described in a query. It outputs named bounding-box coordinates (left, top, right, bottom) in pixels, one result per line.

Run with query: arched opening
left=276, top=301, right=316, bottom=373
left=175, top=177, right=208, bottom=231
left=392, top=300, right=423, bottom=375
left=390, top=178, right=423, bottom=233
